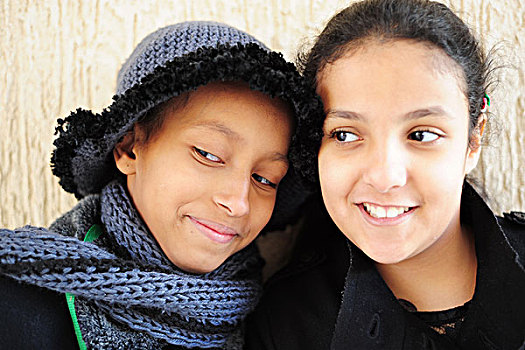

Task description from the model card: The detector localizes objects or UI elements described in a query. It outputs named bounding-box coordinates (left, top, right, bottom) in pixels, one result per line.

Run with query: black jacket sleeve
left=0, top=275, right=78, bottom=350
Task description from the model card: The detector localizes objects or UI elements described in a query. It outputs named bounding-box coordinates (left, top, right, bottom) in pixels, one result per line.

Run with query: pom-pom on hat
left=51, top=21, right=323, bottom=229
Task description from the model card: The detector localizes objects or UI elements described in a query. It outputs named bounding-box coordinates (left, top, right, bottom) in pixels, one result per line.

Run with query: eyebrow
left=325, top=106, right=453, bottom=122
left=192, top=121, right=242, bottom=140
left=191, top=121, right=289, bottom=165
left=270, top=152, right=289, bottom=166
left=325, top=110, right=362, bottom=121
left=405, top=106, right=453, bottom=120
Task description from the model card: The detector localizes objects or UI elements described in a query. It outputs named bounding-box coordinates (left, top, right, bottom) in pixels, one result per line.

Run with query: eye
left=408, top=130, right=440, bottom=143
left=252, top=174, right=277, bottom=189
left=332, top=131, right=360, bottom=143
left=194, top=147, right=222, bottom=163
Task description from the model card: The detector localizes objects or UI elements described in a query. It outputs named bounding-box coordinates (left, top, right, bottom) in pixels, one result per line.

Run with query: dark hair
left=296, top=0, right=495, bottom=184
left=133, top=92, right=191, bottom=146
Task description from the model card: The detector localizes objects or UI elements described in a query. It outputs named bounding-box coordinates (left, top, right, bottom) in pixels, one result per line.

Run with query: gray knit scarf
left=0, top=181, right=263, bottom=349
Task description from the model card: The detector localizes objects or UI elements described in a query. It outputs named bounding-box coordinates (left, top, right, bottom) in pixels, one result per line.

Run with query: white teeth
left=363, top=203, right=410, bottom=219
left=386, top=207, right=399, bottom=218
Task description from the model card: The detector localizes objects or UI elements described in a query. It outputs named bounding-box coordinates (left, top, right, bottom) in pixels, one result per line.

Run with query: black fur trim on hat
left=51, top=43, right=324, bottom=228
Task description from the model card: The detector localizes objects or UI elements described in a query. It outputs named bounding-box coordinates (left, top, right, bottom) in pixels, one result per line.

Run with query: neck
left=375, top=220, right=477, bottom=312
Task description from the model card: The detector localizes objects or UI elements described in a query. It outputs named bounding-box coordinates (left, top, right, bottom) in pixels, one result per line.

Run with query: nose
left=213, top=173, right=251, bottom=217
left=362, top=141, right=407, bottom=193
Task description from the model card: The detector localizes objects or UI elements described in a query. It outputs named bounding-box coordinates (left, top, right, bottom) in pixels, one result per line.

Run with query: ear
left=465, top=115, right=486, bottom=174
left=114, top=132, right=137, bottom=175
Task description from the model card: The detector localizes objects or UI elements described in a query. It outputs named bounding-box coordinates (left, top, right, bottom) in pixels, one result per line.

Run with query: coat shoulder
left=503, top=211, right=525, bottom=225
left=49, top=193, right=100, bottom=239
left=498, top=211, right=525, bottom=267
left=245, top=198, right=349, bottom=350
left=0, top=275, right=78, bottom=349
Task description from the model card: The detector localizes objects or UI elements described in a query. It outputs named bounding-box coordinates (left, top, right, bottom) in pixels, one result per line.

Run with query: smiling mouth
left=188, top=216, right=240, bottom=244
left=362, top=203, right=415, bottom=219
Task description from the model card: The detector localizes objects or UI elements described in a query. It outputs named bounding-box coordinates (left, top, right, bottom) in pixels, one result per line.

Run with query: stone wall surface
left=1, top=0, right=524, bottom=228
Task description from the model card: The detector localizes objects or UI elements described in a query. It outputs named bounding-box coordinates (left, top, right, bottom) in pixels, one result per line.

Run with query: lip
left=357, top=203, right=416, bottom=226
left=359, top=200, right=416, bottom=208
left=189, top=216, right=239, bottom=244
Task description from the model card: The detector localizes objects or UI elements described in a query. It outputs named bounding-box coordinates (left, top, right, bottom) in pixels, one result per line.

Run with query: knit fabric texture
left=51, top=21, right=324, bottom=228
left=0, top=181, right=263, bottom=349
left=116, top=21, right=265, bottom=95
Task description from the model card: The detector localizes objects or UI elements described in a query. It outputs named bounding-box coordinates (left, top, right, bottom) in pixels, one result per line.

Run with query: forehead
left=318, top=39, right=466, bottom=95
left=179, top=81, right=292, bottom=124
left=317, top=40, right=468, bottom=113
left=149, top=81, right=293, bottom=148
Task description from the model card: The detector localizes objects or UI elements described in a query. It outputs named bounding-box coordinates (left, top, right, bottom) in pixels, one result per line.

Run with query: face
left=115, top=82, right=293, bottom=273
left=317, top=40, right=482, bottom=265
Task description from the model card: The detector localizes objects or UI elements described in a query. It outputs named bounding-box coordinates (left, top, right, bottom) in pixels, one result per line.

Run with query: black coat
left=0, top=276, right=200, bottom=349
left=0, top=276, right=212, bottom=350
left=245, top=184, right=525, bottom=350
left=0, top=275, right=78, bottom=349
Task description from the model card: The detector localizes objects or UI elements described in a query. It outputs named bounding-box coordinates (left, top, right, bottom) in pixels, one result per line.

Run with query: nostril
left=216, top=201, right=232, bottom=214
left=368, top=313, right=380, bottom=339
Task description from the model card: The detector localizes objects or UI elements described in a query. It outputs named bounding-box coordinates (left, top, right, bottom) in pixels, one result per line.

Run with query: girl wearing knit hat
left=0, top=21, right=321, bottom=349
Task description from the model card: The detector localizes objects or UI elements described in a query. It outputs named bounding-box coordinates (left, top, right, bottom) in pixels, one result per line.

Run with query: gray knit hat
left=51, top=21, right=322, bottom=229
left=116, top=21, right=265, bottom=95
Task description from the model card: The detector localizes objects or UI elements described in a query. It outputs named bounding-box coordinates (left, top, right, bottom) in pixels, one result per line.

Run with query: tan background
left=1, top=0, right=524, bottom=229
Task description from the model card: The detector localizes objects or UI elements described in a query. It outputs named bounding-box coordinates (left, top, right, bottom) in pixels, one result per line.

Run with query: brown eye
left=194, top=147, right=222, bottom=163
left=252, top=174, right=277, bottom=189
left=408, top=131, right=440, bottom=142
left=333, top=131, right=359, bottom=142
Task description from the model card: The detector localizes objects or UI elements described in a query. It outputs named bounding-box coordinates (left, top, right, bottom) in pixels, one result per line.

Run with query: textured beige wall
left=1, top=0, right=524, bottom=229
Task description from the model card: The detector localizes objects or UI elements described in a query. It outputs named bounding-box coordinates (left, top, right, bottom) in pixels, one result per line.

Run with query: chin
left=369, top=254, right=407, bottom=265
left=194, top=262, right=224, bottom=274
left=358, top=242, right=412, bottom=265
left=172, top=257, right=225, bottom=274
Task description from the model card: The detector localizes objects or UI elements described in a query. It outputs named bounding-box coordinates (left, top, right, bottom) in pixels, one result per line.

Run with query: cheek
left=415, top=146, right=468, bottom=188
left=135, top=159, right=204, bottom=215
left=318, top=146, right=352, bottom=204
left=251, top=194, right=277, bottom=229
left=318, top=145, right=364, bottom=236
left=245, top=192, right=277, bottom=241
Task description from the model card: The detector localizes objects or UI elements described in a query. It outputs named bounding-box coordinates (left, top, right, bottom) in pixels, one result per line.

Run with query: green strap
left=65, top=294, right=85, bottom=350
left=83, top=224, right=102, bottom=244
left=65, top=224, right=102, bottom=350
